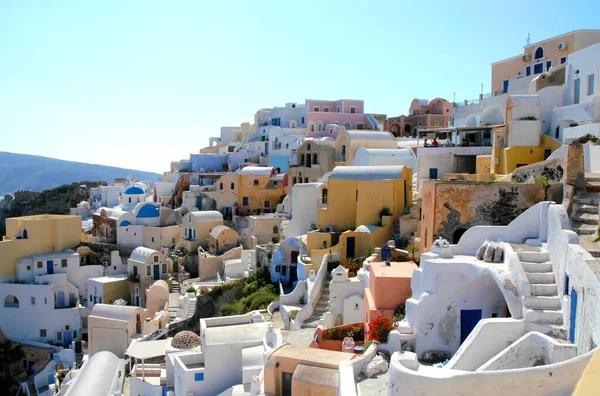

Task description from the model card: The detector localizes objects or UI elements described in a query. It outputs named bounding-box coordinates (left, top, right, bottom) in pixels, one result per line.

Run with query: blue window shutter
left=526, top=66, right=531, bottom=76
left=195, top=372, right=204, bottom=381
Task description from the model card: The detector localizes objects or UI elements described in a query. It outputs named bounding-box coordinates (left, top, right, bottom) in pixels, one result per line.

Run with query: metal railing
left=334, top=152, right=346, bottom=162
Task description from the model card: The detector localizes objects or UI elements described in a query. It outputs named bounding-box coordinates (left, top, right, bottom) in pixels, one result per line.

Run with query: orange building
left=386, top=98, right=453, bottom=137
left=364, top=260, right=417, bottom=329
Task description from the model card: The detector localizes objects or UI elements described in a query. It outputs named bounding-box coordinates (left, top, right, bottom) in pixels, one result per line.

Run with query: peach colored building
left=305, top=99, right=377, bottom=138
left=386, top=98, right=453, bottom=137
left=491, top=29, right=600, bottom=94
left=364, top=260, right=417, bottom=328
left=263, top=344, right=358, bottom=395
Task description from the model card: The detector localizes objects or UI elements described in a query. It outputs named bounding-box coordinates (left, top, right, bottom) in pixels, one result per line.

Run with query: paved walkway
left=282, top=327, right=315, bottom=348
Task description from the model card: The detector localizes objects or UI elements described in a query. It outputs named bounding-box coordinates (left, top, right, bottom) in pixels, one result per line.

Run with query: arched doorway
left=480, top=107, right=504, bottom=126
left=403, top=123, right=412, bottom=136
left=453, top=228, right=468, bottom=244
left=465, top=114, right=477, bottom=127
left=389, top=123, right=401, bottom=137
left=4, top=295, right=19, bottom=308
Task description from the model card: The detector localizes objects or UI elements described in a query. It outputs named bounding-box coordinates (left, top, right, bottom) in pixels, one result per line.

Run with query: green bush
left=185, top=287, right=196, bottom=294
left=220, top=303, right=239, bottom=316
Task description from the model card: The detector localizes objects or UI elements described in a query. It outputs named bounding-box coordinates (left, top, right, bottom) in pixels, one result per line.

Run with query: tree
left=406, top=244, right=420, bottom=264
left=0, top=340, right=25, bottom=378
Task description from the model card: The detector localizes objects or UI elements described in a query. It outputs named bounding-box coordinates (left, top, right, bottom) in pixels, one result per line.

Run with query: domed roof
left=171, top=331, right=201, bottom=349
left=136, top=203, right=160, bottom=218
left=125, top=183, right=145, bottom=195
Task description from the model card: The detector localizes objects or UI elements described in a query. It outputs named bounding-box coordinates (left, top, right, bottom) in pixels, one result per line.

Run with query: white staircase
left=517, top=248, right=567, bottom=340
left=302, top=273, right=332, bottom=328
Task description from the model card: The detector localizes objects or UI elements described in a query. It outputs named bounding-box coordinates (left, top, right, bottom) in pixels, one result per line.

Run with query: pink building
left=364, top=260, right=417, bottom=331
left=305, top=99, right=375, bottom=138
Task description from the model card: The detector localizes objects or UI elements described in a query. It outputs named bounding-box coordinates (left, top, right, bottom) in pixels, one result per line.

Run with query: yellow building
left=476, top=96, right=562, bottom=175
left=178, top=210, right=224, bottom=252
left=307, top=166, right=412, bottom=266
left=236, top=166, right=285, bottom=215
left=572, top=349, right=600, bottom=395
left=491, top=29, right=600, bottom=94
left=0, top=215, right=82, bottom=279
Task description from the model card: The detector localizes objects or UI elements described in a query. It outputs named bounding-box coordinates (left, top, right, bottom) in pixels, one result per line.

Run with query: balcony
left=334, top=153, right=346, bottom=162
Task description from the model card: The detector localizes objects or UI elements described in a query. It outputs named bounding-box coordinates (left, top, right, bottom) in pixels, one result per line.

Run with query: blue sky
left=1, top=1, right=599, bottom=173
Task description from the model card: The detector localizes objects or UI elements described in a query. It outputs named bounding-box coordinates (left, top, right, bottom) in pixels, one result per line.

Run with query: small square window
left=195, top=372, right=204, bottom=381
left=264, top=201, right=270, bottom=208
left=154, top=256, right=159, bottom=263
left=40, top=329, right=46, bottom=338
left=37, top=261, right=42, bottom=269
left=26, top=265, right=31, bottom=271
left=61, top=259, right=67, bottom=268
left=253, top=180, right=259, bottom=186
left=313, top=107, right=319, bottom=112
left=146, top=266, right=151, bottom=276
left=31, top=297, right=35, bottom=305
left=65, top=325, right=70, bottom=331
left=560, top=56, right=567, bottom=64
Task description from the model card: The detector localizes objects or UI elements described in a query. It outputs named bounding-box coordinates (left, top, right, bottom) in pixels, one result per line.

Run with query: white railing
left=294, top=253, right=337, bottom=328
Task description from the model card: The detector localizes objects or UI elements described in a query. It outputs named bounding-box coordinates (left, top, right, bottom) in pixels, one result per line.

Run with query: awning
left=125, top=339, right=170, bottom=360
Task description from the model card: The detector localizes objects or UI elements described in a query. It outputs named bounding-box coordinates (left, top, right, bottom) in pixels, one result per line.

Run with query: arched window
left=230, top=183, right=235, bottom=189
left=220, top=183, right=223, bottom=190
left=4, top=295, right=19, bottom=308
left=128, top=197, right=132, bottom=203
left=309, top=122, right=315, bottom=132
left=344, top=122, right=351, bottom=130
left=534, top=46, right=544, bottom=60
left=273, top=225, right=279, bottom=234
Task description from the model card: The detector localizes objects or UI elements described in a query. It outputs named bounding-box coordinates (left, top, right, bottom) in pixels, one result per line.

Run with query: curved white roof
left=189, top=210, right=223, bottom=222
left=355, top=225, right=377, bottom=233
left=90, top=304, right=142, bottom=322
left=64, top=351, right=123, bottom=396
left=330, top=166, right=406, bottom=181
left=356, top=148, right=416, bottom=159
left=239, top=166, right=273, bottom=176
left=210, top=225, right=235, bottom=238
left=150, top=279, right=169, bottom=292
left=130, top=247, right=159, bottom=262
left=344, top=131, right=395, bottom=141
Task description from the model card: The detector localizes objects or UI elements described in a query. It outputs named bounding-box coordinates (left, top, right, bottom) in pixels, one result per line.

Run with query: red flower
left=367, top=315, right=393, bottom=342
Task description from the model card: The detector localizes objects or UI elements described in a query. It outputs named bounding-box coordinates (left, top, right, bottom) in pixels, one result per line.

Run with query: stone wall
left=80, top=241, right=135, bottom=265
left=511, top=158, right=565, bottom=183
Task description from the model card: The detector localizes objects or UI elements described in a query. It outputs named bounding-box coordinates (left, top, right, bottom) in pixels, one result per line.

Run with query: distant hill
left=0, top=152, right=162, bottom=195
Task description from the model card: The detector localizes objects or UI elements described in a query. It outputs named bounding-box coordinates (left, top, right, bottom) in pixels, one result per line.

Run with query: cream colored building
left=178, top=210, right=224, bottom=252
left=243, top=215, right=283, bottom=248
left=492, top=30, right=600, bottom=94
left=0, top=215, right=82, bottom=280
left=208, top=225, right=240, bottom=255
left=126, top=247, right=173, bottom=307
left=334, top=130, right=397, bottom=166
left=288, top=139, right=335, bottom=186
left=87, top=275, right=130, bottom=308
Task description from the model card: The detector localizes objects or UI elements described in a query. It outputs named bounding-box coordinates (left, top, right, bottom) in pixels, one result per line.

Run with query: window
left=154, top=256, right=159, bottom=263
left=219, top=183, right=223, bottom=190
left=324, top=107, right=329, bottom=112
left=89, top=294, right=93, bottom=301
left=31, top=297, right=35, bottom=305
left=526, top=66, right=531, bottom=76
left=146, top=266, right=151, bottom=276
left=275, top=265, right=281, bottom=273
left=357, top=123, right=364, bottom=130
left=98, top=297, right=102, bottom=303
left=574, top=78, right=581, bottom=104
left=564, top=273, right=570, bottom=296
left=350, top=106, right=356, bottom=113
left=162, top=263, right=167, bottom=273
left=313, top=107, right=319, bottom=112
left=230, top=182, right=234, bottom=189
left=37, top=261, right=42, bottom=269
left=57, top=331, right=62, bottom=340
left=534, top=63, right=543, bottom=74
left=264, top=201, right=270, bottom=208
left=40, top=329, right=46, bottom=338
left=195, top=372, right=204, bottom=382
left=273, top=225, right=279, bottom=234
left=44, top=297, right=47, bottom=304
left=534, top=46, right=544, bottom=60
left=65, top=325, right=70, bottom=330
left=561, top=56, right=567, bottom=64
left=73, top=330, right=77, bottom=339
left=301, top=117, right=304, bottom=124
left=355, top=190, right=359, bottom=201
left=307, top=143, right=311, bottom=150
left=4, top=295, right=19, bottom=308
left=26, top=265, right=31, bottom=271
left=185, top=228, right=188, bottom=237
left=313, top=154, right=318, bottom=164
left=546, top=60, right=552, bottom=71
left=152, top=237, right=155, bottom=243
left=242, top=197, right=249, bottom=206
left=253, top=179, right=259, bottom=186
left=318, top=122, right=322, bottom=131
left=337, top=107, right=340, bottom=112
left=588, top=74, right=595, bottom=95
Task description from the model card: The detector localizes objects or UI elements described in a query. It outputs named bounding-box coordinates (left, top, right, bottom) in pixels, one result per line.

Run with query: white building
left=352, top=147, right=417, bottom=175
left=386, top=201, right=600, bottom=395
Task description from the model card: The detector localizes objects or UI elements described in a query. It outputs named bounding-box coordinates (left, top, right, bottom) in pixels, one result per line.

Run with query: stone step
left=571, top=212, right=600, bottom=225
left=517, top=251, right=550, bottom=263
left=526, top=323, right=568, bottom=340
left=586, top=173, right=600, bottom=181
left=521, top=261, right=553, bottom=273
left=531, top=283, right=559, bottom=296
left=526, top=272, right=556, bottom=284
left=573, top=195, right=600, bottom=206
left=571, top=221, right=598, bottom=235
left=525, top=309, right=563, bottom=325
left=574, top=204, right=600, bottom=215
left=524, top=296, right=562, bottom=310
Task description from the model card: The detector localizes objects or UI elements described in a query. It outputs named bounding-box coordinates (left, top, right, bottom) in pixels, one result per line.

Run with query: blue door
left=47, top=260, right=54, bottom=275
left=570, top=288, right=578, bottom=343
left=429, top=168, right=438, bottom=179
left=63, top=330, right=73, bottom=347
left=47, top=373, right=55, bottom=386
left=460, top=309, right=482, bottom=343
left=381, top=245, right=392, bottom=261
left=346, top=237, right=355, bottom=259
left=154, top=264, right=160, bottom=280
left=57, top=291, right=65, bottom=308
left=503, top=80, right=509, bottom=94
left=69, top=293, right=76, bottom=307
